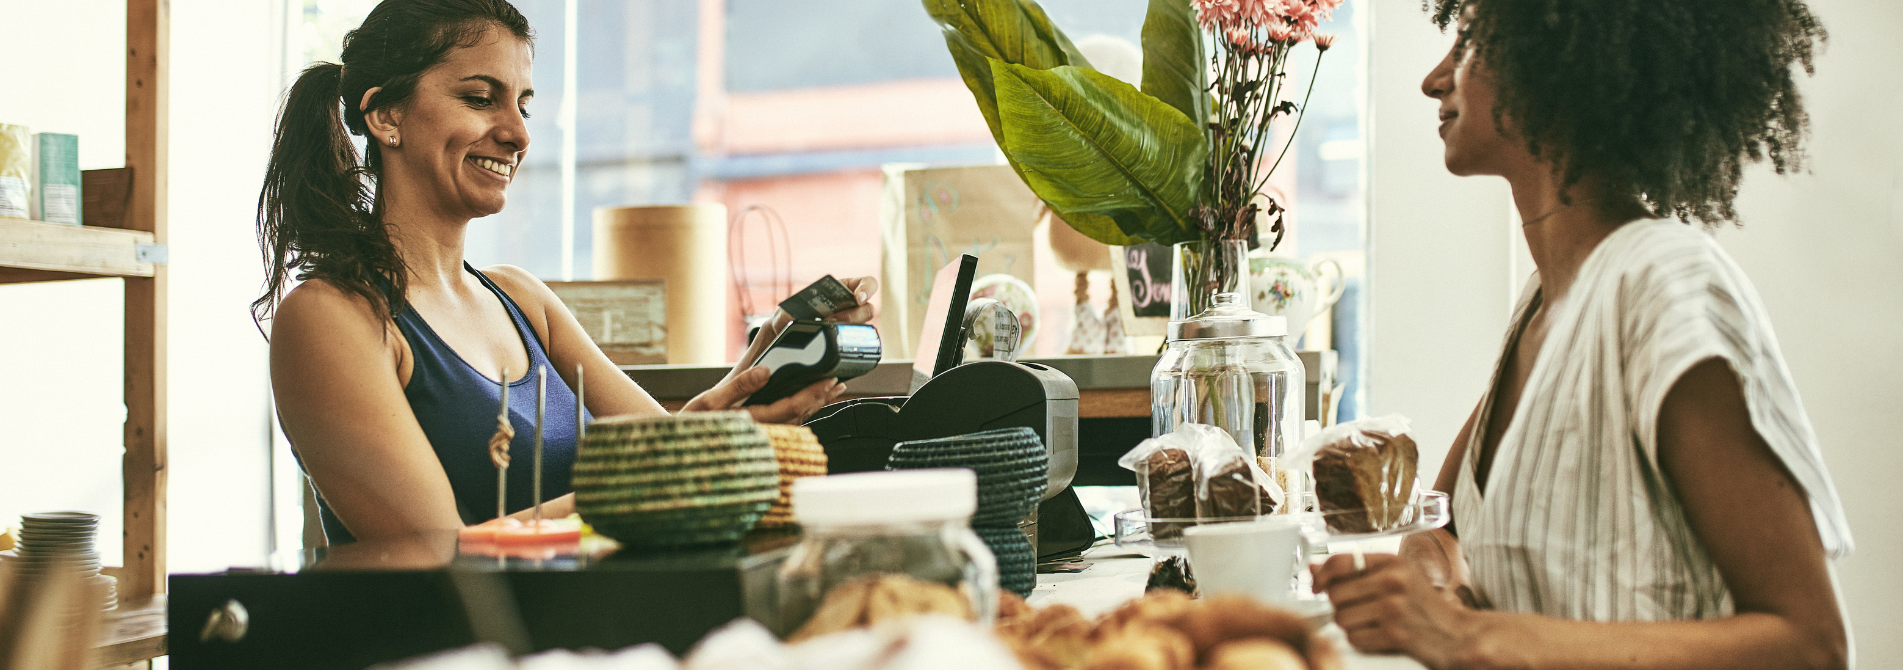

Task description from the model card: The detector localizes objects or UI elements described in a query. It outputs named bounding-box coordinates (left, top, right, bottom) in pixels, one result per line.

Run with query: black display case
left=169, top=531, right=792, bottom=669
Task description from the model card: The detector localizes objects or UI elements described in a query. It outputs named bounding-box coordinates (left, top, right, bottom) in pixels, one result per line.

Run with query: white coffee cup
left=1184, top=517, right=1311, bottom=604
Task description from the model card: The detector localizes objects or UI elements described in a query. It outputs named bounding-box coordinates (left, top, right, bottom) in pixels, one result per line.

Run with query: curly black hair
left=1427, top=0, right=1825, bottom=225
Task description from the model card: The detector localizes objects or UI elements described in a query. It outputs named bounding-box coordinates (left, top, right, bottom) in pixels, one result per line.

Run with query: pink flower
left=1314, top=32, right=1338, bottom=50
left=1263, top=22, right=1293, bottom=44
left=1239, top=0, right=1288, bottom=24
left=1308, top=0, right=1345, bottom=17
left=1192, top=0, right=1242, bottom=29
left=1226, top=26, right=1255, bottom=49
left=1283, top=3, right=1321, bottom=40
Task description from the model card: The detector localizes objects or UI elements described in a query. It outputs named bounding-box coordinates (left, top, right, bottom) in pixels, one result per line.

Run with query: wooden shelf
left=94, top=595, right=167, bottom=668
left=0, top=216, right=156, bottom=284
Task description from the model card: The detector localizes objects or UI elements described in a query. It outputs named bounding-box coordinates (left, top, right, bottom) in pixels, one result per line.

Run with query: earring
left=389, top=136, right=399, bottom=147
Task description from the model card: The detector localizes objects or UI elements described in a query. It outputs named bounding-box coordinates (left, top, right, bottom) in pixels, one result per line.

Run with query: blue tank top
left=316, top=263, right=591, bottom=543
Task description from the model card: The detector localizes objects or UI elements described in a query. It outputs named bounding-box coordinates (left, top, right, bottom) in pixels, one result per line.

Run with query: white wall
left=1367, top=0, right=1903, bottom=664
left=1715, top=0, right=1903, bottom=660
left=0, top=0, right=283, bottom=574
left=1365, top=5, right=1513, bottom=476
left=162, top=0, right=284, bottom=572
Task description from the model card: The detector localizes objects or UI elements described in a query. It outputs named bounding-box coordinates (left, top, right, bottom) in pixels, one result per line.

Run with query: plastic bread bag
left=1183, top=424, right=1284, bottom=519
left=1285, top=415, right=1420, bottom=534
left=1118, top=429, right=1198, bottom=539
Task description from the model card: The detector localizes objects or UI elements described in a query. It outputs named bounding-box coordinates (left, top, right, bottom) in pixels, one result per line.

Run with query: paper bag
left=879, top=164, right=1038, bottom=359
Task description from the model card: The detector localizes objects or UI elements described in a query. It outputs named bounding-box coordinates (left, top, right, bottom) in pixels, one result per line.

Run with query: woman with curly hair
left=1311, top=1, right=1853, bottom=667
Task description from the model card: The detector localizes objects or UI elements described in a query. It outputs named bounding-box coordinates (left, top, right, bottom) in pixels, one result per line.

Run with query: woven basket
left=573, top=411, right=777, bottom=548
left=758, top=423, right=827, bottom=528
left=888, top=427, right=1047, bottom=527
left=975, top=525, right=1037, bottom=596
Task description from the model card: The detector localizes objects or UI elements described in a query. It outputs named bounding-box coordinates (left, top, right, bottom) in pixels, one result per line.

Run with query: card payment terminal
left=743, top=275, right=883, bottom=406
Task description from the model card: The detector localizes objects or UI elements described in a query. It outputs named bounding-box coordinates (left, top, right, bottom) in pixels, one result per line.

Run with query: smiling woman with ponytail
left=259, top=0, right=879, bottom=544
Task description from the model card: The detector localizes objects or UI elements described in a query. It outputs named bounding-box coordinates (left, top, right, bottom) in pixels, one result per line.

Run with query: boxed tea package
left=33, top=133, right=80, bottom=224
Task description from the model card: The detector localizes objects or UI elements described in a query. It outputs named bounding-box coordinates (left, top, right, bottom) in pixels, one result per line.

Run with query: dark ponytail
left=254, top=0, right=534, bottom=331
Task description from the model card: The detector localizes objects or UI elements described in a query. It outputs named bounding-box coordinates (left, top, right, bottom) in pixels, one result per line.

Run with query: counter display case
left=169, top=531, right=794, bottom=669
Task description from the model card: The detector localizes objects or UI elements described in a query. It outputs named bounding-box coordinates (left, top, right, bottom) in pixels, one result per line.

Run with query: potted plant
left=923, top=0, right=1341, bottom=319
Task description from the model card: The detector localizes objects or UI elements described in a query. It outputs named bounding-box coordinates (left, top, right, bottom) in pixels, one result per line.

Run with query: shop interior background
left=0, top=0, right=1895, bottom=665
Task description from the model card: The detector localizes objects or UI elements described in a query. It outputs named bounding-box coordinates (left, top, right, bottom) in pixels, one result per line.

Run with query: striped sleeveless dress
left=1451, top=220, right=1853, bottom=624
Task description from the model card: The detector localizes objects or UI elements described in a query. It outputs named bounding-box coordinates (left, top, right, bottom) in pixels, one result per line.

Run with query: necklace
left=1519, top=196, right=1604, bottom=227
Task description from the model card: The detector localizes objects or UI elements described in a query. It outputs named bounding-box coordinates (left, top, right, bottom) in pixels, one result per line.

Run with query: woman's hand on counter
left=1314, top=552, right=1477, bottom=668
left=683, top=365, right=846, bottom=424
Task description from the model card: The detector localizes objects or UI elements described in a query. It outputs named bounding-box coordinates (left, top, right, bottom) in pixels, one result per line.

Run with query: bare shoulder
left=478, top=264, right=562, bottom=315
left=276, top=278, right=388, bottom=336
left=272, top=278, right=401, bottom=361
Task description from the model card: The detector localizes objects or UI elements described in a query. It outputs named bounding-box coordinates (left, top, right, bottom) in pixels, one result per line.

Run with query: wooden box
left=545, top=279, right=667, bottom=365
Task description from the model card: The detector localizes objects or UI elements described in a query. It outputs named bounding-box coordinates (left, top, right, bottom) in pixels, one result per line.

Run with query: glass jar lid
left=1167, top=291, right=1289, bottom=341
left=791, top=469, right=977, bottom=526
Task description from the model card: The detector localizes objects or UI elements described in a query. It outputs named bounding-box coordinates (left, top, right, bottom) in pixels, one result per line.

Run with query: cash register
left=804, top=255, right=1094, bottom=560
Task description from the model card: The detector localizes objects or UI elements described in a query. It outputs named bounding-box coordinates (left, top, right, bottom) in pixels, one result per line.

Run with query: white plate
left=1112, top=491, right=1452, bottom=556
left=1316, top=490, right=1451, bottom=542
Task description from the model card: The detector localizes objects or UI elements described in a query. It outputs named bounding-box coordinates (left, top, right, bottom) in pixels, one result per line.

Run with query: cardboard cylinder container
left=593, top=204, right=728, bottom=365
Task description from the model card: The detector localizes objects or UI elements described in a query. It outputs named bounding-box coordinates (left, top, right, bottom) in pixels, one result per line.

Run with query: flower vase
left=1170, top=239, right=1252, bottom=323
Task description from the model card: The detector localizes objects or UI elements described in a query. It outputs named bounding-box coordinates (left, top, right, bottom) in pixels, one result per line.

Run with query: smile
left=470, top=157, right=515, bottom=178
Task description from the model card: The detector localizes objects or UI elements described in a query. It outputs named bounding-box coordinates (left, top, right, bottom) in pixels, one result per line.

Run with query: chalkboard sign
left=1122, top=243, right=1174, bottom=317
left=1112, top=242, right=1175, bottom=336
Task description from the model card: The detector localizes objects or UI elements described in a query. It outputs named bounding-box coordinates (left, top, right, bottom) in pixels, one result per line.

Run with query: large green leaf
left=1015, top=0, right=1091, bottom=67
left=1140, top=0, right=1209, bottom=127
left=923, top=0, right=1092, bottom=152
left=921, top=0, right=1087, bottom=70
left=1058, top=211, right=1145, bottom=246
left=992, top=61, right=1205, bottom=245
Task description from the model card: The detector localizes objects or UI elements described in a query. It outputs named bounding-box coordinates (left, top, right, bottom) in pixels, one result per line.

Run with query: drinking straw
left=533, top=366, right=547, bottom=525
left=491, top=369, right=514, bottom=522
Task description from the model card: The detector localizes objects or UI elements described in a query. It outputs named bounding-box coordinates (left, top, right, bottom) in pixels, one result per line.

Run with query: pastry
left=1094, top=588, right=1194, bottom=642
left=1312, top=427, right=1418, bottom=533
left=997, top=590, right=1035, bottom=623
left=1196, top=453, right=1262, bottom=519
left=997, top=595, right=1093, bottom=670
left=1205, top=638, right=1307, bottom=670
left=1174, top=594, right=1311, bottom=662
left=1081, top=623, right=1195, bottom=670
left=997, top=589, right=1340, bottom=670
left=789, top=575, right=874, bottom=642
left=788, top=573, right=972, bottom=642
left=1143, top=447, right=1195, bottom=539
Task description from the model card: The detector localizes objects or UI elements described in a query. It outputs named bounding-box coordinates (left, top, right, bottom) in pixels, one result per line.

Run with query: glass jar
left=777, top=470, right=998, bottom=633
left=1152, top=292, right=1306, bottom=461
left=1171, top=239, right=1251, bottom=322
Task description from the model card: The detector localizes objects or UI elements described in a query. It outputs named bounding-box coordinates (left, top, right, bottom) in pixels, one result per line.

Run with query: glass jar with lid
left=777, top=469, right=998, bottom=633
left=1151, top=291, right=1306, bottom=471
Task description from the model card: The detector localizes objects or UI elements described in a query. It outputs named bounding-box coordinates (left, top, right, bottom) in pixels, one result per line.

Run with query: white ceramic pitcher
left=1247, top=253, right=1345, bottom=338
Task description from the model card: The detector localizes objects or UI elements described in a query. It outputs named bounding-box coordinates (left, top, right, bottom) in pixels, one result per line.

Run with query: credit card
left=779, top=275, right=856, bottom=321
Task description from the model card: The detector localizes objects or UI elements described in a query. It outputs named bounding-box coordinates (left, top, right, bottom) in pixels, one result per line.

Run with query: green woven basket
left=574, top=411, right=778, bottom=548
left=888, top=427, right=1048, bottom=527
left=975, top=525, right=1037, bottom=597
